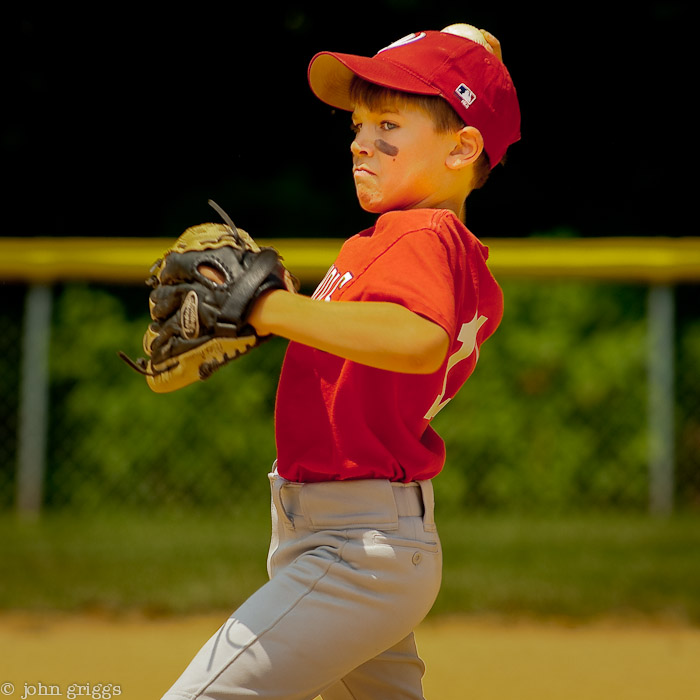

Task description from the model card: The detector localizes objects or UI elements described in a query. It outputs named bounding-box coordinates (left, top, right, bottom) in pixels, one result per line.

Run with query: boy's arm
left=248, top=290, right=449, bottom=375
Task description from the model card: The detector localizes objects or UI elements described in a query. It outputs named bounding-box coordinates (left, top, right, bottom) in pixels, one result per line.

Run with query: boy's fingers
left=480, top=29, right=503, bottom=62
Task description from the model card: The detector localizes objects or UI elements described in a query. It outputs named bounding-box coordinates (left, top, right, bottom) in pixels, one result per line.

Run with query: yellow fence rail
left=2, top=237, right=700, bottom=285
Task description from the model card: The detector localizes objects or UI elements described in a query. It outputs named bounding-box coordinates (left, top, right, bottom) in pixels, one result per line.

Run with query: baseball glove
left=119, top=200, right=298, bottom=393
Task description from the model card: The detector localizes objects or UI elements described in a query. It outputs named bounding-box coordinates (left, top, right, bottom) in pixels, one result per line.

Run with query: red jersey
left=274, top=208, right=503, bottom=483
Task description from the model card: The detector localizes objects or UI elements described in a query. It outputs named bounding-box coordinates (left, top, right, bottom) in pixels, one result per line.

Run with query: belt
left=280, top=479, right=425, bottom=521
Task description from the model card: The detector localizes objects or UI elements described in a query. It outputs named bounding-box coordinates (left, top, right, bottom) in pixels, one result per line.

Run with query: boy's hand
left=441, top=23, right=504, bottom=63
left=479, top=29, right=503, bottom=62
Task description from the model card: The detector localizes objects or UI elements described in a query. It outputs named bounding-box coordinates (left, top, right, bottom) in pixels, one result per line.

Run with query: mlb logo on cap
left=455, top=83, right=476, bottom=109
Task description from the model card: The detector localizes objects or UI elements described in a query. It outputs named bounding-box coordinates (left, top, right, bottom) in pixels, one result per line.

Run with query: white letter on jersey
left=424, top=311, right=488, bottom=420
left=312, top=266, right=354, bottom=302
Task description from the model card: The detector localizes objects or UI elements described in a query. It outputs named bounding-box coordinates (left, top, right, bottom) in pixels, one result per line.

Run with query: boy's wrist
left=249, top=289, right=287, bottom=337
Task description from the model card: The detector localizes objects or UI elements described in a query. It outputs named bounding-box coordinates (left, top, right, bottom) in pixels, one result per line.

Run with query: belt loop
left=418, top=480, right=436, bottom=532
left=269, top=470, right=295, bottom=530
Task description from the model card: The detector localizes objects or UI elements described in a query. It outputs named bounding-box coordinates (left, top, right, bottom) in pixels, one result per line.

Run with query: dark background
left=2, top=2, right=694, bottom=240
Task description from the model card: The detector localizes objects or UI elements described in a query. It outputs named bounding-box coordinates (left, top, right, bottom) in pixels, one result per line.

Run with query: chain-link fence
left=1, top=273, right=698, bottom=517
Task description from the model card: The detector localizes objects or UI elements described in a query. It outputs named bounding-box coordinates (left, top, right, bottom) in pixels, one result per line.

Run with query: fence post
left=16, top=283, right=52, bottom=518
left=647, top=283, right=675, bottom=516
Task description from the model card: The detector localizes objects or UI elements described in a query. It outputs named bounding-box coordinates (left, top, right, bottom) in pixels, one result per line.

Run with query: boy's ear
left=446, top=126, right=484, bottom=170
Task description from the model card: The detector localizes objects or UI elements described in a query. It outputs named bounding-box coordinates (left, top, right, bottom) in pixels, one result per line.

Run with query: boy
left=163, top=24, right=520, bottom=700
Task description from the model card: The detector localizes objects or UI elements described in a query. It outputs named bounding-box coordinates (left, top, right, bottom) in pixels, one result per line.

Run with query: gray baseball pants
left=161, top=470, right=442, bottom=699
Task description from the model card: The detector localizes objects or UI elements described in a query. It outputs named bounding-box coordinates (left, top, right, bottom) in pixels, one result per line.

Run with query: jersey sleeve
left=346, top=224, right=461, bottom=342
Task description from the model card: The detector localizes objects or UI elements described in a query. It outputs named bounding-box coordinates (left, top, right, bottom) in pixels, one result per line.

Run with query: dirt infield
left=2, top=613, right=699, bottom=699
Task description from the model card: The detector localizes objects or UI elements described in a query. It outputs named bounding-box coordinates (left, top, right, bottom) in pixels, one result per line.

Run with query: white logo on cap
left=378, top=32, right=427, bottom=54
left=455, top=83, right=476, bottom=109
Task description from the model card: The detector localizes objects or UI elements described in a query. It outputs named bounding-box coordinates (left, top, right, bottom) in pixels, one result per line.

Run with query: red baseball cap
left=308, top=29, right=521, bottom=168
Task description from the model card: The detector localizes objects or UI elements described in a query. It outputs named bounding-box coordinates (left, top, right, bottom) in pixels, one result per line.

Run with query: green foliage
left=29, top=279, right=699, bottom=513
left=47, top=284, right=285, bottom=510
left=432, top=281, right=650, bottom=512
left=0, top=285, right=23, bottom=508
left=677, top=320, right=700, bottom=508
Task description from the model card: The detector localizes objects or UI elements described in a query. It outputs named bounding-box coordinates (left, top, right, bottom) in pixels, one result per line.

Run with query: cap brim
left=308, top=51, right=440, bottom=111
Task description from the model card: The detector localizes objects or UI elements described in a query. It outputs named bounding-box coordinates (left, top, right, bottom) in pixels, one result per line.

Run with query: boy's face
left=350, top=101, right=464, bottom=215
